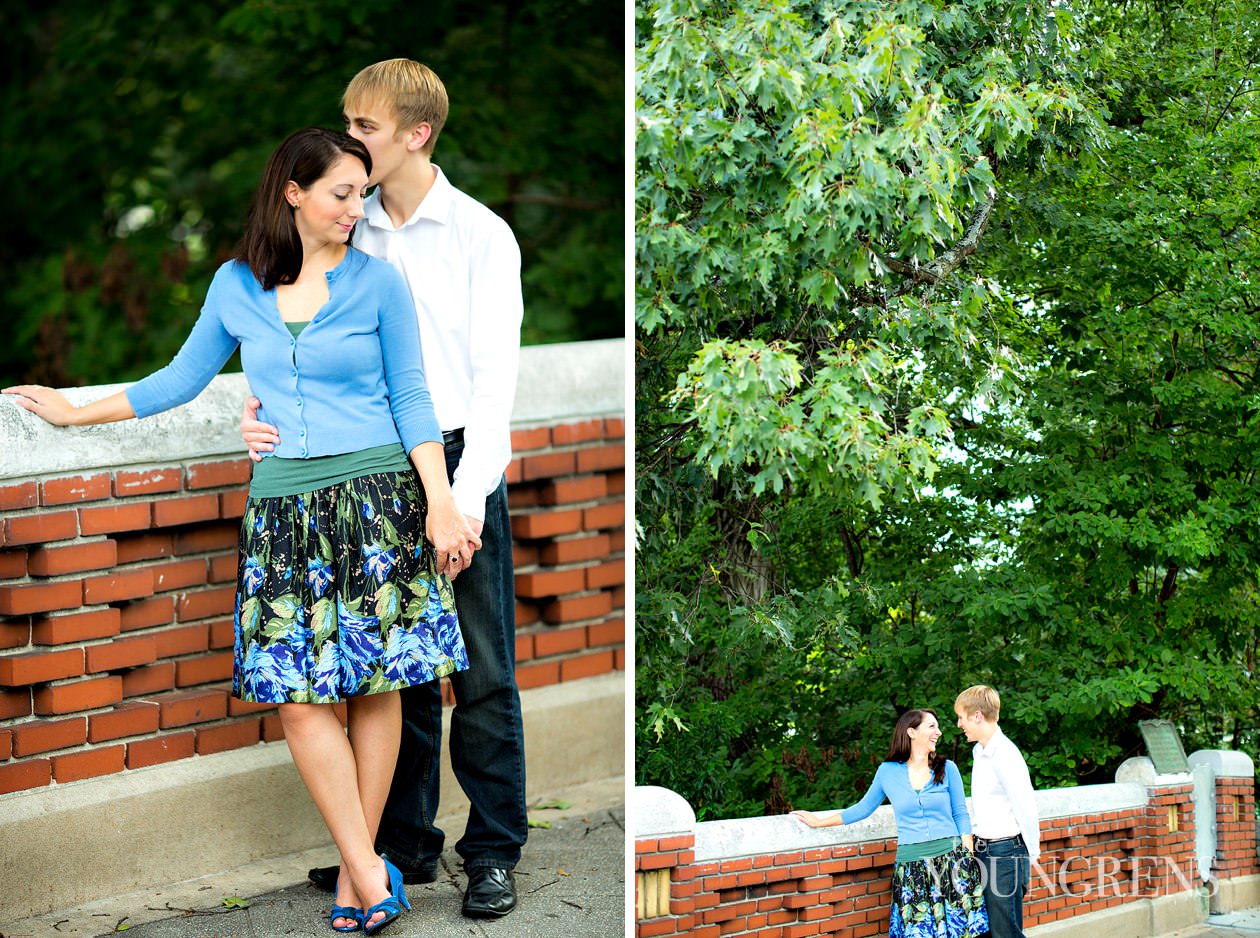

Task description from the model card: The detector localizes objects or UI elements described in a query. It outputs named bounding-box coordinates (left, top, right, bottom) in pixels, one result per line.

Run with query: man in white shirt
left=955, top=684, right=1040, bottom=938
left=243, top=59, right=526, bottom=919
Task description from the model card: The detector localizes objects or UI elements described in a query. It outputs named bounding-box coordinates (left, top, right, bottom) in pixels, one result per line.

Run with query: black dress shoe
left=308, top=863, right=437, bottom=892
left=462, top=867, right=517, bottom=918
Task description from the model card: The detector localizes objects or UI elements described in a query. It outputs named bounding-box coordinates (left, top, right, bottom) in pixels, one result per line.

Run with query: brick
left=208, top=618, right=235, bottom=649
left=114, top=467, right=182, bottom=497
left=0, top=621, right=29, bottom=650
left=540, top=476, right=608, bottom=506
left=516, top=659, right=560, bottom=690
left=512, top=542, right=540, bottom=567
left=610, top=528, right=625, bottom=552
left=587, top=618, right=625, bottom=647
left=511, top=509, right=583, bottom=540
left=603, top=417, right=625, bottom=440
left=0, top=647, right=84, bottom=685
left=176, top=587, right=236, bottom=621
left=28, top=540, right=118, bottom=577
left=34, top=676, right=124, bottom=714
left=0, top=580, right=82, bottom=616
left=510, top=427, right=551, bottom=452
left=53, top=744, right=127, bottom=783
left=262, top=713, right=285, bottom=741
left=507, top=487, right=542, bottom=510
left=121, top=661, right=175, bottom=697
left=0, top=549, right=28, bottom=578
left=576, top=443, right=624, bottom=473
left=515, top=602, right=541, bottom=627
left=220, top=490, right=249, bottom=519
left=228, top=696, right=276, bottom=716
left=504, top=459, right=523, bottom=485
left=0, top=481, right=38, bottom=510
left=540, top=534, right=611, bottom=566
left=607, top=470, right=626, bottom=496
left=196, top=718, right=261, bottom=755
left=533, top=626, right=587, bottom=657
left=159, top=688, right=228, bottom=728
left=0, top=729, right=9, bottom=760
left=3, top=510, right=79, bottom=546
left=187, top=459, right=252, bottom=490
left=516, top=633, right=534, bottom=661
left=586, top=559, right=626, bottom=590
left=542, top=592, right=614, bottom=624
left=119, top=595, right=175, bottom=632
left=174, top=523, right=239, bottom=555
left=514, top=568, right=588, bottom=599
left=0, top=689, right=31, bottom=719
left=153, top=558, right=209, bottom=592
left=79, top=502, right=151, bottom=535
left=11, top=717, right=88, bottom=756
left=550, top=420, right=604, bottom=445
left=560, top=649, right=615, bottom=681
left=0, top=759, right=52, bottom=794
left=522, top=451, right=578, bottom=481
left=88, top=701, right=161, bottom=742
left=155, top=624, right=211, bottom=658
left=583, top=500, right=625, bottom=531
left=208, top=552, right=238, bottom=584
left=83, top=568, right=155, bottom=604
left=114, top=532, right=174, bottom=563
left=126, top=732, right=195, bottom=769
left=176, top=651, right=234, bottom=686
left=610, top=585, right=625, bottom=610
left=152, top=494, right=221, bottom=528
left=85, top=636, right=157, bottom=673
left=40, top=473, right=111, bottom=505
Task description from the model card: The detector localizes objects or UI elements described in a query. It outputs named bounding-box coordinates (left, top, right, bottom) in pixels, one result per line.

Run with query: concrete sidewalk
left=1161, top=908, right=1260, bottom=937
left=2, top=778, right=625, bottom=938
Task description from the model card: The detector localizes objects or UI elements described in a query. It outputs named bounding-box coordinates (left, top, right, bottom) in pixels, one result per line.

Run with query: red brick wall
left=634, top=777, right=1234, bottom=938
left=1214, top=775, right=1260, bottom=881
left=0, top=417, right=624, bottom=796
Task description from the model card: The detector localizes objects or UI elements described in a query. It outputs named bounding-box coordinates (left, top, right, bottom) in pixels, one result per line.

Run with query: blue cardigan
left=126, top=250, right=441, bottom=460
left=840, top=760, right=972, bottom=845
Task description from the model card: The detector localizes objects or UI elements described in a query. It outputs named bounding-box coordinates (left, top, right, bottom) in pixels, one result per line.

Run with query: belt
left=442, top=427, right=465, bottom=447
left=974, top=834, right=1023, bottom=850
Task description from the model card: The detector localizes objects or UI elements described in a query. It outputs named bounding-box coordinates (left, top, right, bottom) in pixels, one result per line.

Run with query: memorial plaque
left=1139, top=719, right=1190, bottom=774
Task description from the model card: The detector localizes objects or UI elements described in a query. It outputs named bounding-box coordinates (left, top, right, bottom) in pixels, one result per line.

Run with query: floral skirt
left=889, top=842, right=990, bottom=938
left=231, top=471, right=468, bottom=703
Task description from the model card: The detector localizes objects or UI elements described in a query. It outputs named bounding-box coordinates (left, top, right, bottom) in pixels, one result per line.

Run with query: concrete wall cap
left=0, top=338, right=624, bottom=481
left=633, top=786, right=696, bottom=838
left=1187, top=749, right=1255, bottom=778
left=1035, top=781, right=1149, bottom=820
left=694, top=806, right=898, bottom=862
left=1115, top=756, right=1192, bottom=788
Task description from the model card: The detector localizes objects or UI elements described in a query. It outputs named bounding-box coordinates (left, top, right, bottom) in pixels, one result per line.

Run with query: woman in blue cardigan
left=5, top=128, right=473, bottom=935
left=792, top=709, right=989, bottom=938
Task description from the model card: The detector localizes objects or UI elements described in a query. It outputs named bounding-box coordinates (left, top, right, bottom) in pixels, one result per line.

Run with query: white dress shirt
left=354, top=166, right=523, bottom=521
left=971, top=726, right=1041, bottom=859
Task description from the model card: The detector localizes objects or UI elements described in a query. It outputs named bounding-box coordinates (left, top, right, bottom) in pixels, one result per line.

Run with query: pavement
left=1, top=778, right=625, bottom=938
left=1161, top=907, right=1260, bottom=937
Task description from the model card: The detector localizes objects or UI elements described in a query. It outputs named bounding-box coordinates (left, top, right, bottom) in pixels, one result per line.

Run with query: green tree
left=636, top=0, right=1260, bottom=819
left=1, top=0, right=622, bottom=387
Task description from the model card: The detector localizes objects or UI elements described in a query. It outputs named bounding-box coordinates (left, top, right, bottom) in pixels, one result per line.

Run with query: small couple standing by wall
left=792, top=685, right=1038, bottom=938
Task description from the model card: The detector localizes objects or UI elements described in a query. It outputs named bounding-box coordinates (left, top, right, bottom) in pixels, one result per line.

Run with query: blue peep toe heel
left=362, top=856, right=410, bottom=935
left=330, top=879, right=364, bottom=933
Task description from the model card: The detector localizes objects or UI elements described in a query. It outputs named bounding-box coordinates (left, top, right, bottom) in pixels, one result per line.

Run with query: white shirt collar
left=362, top=165, right=454, bottom=230
left=976, top=726, right=1007, bottom=757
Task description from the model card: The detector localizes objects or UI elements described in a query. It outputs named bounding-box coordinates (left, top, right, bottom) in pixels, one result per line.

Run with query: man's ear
left=406, top=123, right=433, bottom=152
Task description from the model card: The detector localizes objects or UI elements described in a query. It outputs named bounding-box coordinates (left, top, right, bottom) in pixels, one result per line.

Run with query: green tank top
left=247, top=321, right=413, bottom=498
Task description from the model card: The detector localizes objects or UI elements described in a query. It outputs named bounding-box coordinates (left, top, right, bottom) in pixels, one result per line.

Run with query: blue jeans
left=975, top=836, right=1029, bottom=938
left=377, top=440, right=528, bottom=872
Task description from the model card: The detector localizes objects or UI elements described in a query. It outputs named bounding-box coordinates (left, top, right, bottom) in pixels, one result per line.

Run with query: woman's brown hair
left=235, top=128, right=372, bottom=291
left=885, top=708, right=947, bottom=785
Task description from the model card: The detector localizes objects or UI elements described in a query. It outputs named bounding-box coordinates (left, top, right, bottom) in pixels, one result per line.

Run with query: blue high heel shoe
left=362, top=856, right=410, bottom=935
left=330, top=879, right=364, bottom=933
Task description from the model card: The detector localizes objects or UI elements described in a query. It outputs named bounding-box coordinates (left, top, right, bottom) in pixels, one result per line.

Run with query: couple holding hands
left=793, top=685, right=1040, bottom=938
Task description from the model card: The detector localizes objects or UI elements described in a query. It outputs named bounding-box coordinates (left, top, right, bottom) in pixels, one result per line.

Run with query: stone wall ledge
left=0, top=338, right=624, bottom=480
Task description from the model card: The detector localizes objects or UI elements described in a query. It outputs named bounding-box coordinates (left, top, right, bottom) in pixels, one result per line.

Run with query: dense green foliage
left=1, top=0, right=622, bottom=387
left=636, top=0, right=1260, bottom=820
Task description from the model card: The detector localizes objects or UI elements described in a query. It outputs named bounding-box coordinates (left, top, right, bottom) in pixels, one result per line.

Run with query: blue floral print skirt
left=231, top=470, right=468, bottom=704
left=889, top=842, right=989, bottom=938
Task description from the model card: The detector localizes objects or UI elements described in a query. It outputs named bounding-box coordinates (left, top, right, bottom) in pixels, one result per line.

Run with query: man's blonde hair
left=343, top=59, right=448, bottom=155
left=955, top=684, right=1001, bottom=721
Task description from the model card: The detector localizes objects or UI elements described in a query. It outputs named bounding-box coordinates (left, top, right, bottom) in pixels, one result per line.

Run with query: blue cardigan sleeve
left=945, top=760, right=972, bottom=835
left=840, top=763, right=890, bottom=825
left=125, top=272, right=240, bottom=418
left=375, top=265, right=441, bottom=453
